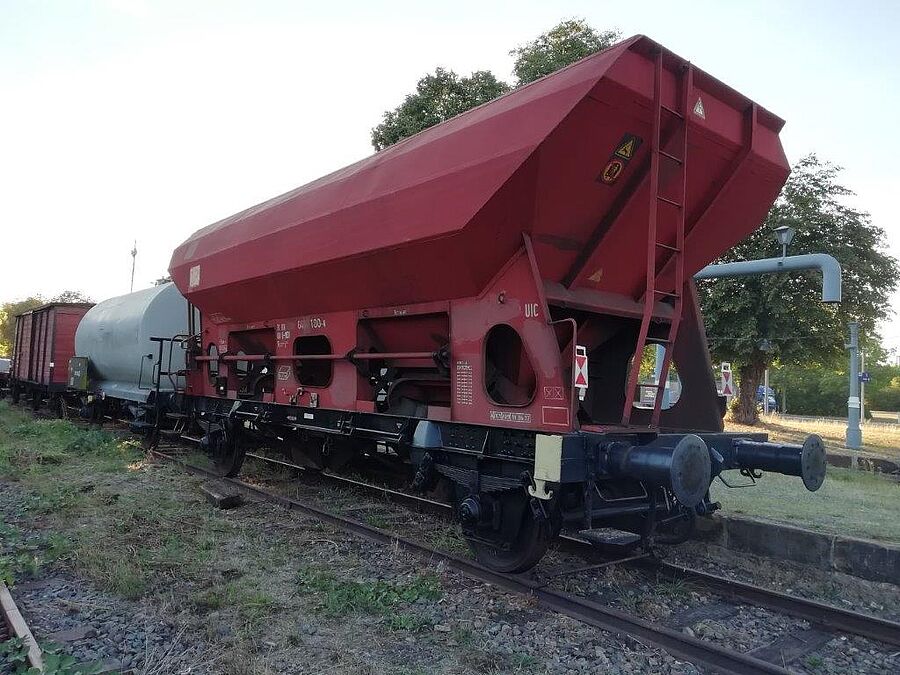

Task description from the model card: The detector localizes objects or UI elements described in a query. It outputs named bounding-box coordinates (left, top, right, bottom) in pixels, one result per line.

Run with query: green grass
left=654, top=577, right=690, bottom=600
left=296, top=566, right=442, bottom=628
left=364, top=512, right=392, bottom=529
left=711, top=467, right=900, bottom=543
left=0, top=401, right=230, bottom=597
left=805, top=654, right=824, bottom=670
left=424, top=527, right=469, bottom=555
left=0, top=521, right=73, bottom=588
left=193, top=580, right=276, bottom=620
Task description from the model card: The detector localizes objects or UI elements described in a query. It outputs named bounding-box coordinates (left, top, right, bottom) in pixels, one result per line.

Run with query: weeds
left=0, top=523, right=72, bottom=587
left=364, top=513, right=392, bottom=529
left=805, top=654, right=824, bottom=670
left=0, top=638, right=102, bottom=675
left=192, top=581, right=276, bottom=623
left=425, top=528, right=469, bottom=554
left=451, top=626, right=477, bottom=647
left=654, top=577, right=690, bottom=600
left=296, top=566, right=442, bottom=626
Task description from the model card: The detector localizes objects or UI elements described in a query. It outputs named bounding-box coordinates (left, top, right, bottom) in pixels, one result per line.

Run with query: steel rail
left=151, top=449, right=788, bottom=675
left=647, top=561, right=900, bottom=648
left=241, top=450, right=900, bottom=647
left=54, top=424, right=899, bottom=658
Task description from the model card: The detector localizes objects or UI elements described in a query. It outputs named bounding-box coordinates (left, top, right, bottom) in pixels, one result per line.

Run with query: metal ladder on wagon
left=622, top=51, right=692, bottom=428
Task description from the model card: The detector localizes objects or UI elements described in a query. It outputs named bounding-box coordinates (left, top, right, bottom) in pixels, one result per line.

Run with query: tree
left=510, top=19, right=620, bottom=85
left=51, top=290, right=92, bottom=303
left=370, top=68, right=509, bottom=150
left=0, top=296, right=44, bottom=356
left=370, top=19, right=619, bottom=150
left=698, top=155, right=900, bottom=424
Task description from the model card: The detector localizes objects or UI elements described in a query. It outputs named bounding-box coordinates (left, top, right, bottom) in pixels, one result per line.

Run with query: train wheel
left=655, top=506, right=696, bottom=545
left=11, top=387, right=20, bottom=404
left=460, top=492, right=557, bottom=573
left=210, top=423, right=245, bottom=478
left=31, top=393, right=41, bottom=411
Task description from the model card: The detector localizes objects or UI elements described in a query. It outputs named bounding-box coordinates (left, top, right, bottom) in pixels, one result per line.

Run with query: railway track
left=27, top=411, right=900, bottom=671
left=151, top=446, right=900, bottom=674
left=241, top=450, right=900, bottom=648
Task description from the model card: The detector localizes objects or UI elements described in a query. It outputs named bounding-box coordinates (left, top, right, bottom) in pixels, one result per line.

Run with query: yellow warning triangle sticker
left=693, top=97, right=706, bottom=119
left=615, top=138, right=635, bottom=159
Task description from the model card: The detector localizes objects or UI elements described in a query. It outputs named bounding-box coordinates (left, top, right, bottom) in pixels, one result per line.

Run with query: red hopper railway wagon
left=8, top=303, right=93, bottom=413
left=164, top=35, right=825, bottom=571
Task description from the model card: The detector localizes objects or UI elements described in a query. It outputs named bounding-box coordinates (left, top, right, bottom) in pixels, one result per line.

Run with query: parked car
left=756, top=385, right=779, bottom=413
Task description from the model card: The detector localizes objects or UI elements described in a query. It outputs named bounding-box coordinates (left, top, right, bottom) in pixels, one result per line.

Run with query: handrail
left=193, top=352, right=437, bottom=362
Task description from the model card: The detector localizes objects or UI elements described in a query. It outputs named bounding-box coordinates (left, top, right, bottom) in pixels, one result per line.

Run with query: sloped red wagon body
left=166, top=35, right=824, bottom=571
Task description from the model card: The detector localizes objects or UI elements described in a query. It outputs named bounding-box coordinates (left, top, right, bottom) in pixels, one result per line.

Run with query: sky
left=1, top=0, right=898, bottom=356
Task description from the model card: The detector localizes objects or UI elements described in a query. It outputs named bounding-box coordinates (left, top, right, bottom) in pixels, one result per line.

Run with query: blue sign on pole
left=859, top=371, right=871, bottom=383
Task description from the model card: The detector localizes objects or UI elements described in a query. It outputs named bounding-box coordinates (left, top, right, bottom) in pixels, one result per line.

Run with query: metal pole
left=130, top=241, right=137, bottom=293
left=860, top=350, right=865, bottom=424
left=845, top=321, right=862, bottom=456
left=654, top=344, right=670, bottom=409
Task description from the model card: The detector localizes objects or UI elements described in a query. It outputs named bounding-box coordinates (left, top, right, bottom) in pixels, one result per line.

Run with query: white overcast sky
left=1, top=0, right=898, bottom=354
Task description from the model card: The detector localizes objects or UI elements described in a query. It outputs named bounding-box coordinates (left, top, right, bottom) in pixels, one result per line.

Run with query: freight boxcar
left=9, top=303, right=93, bottom=413
left=156, top=35, right=828, bottom=572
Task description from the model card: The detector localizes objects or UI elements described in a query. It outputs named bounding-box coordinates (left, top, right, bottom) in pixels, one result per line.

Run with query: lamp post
left=773, top=225, right=795, bottom=258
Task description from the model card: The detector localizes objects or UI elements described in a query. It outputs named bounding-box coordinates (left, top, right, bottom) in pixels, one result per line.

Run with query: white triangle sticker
left=693, top=97, right=706, bottom=119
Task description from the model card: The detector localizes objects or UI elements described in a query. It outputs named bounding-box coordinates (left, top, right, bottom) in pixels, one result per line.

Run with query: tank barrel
left=603, top=435, right=711, bottom=508
left=730, top=435, right=826, bottom=491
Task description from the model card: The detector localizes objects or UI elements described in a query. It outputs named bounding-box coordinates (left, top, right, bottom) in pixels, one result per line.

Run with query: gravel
left=11, top=575, right=211, bottom=673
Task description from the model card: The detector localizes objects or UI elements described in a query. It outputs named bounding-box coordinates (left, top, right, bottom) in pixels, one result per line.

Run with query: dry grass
left=725, top=413, right=900, bottom=459
left=711, top=467, right=900, bottom=543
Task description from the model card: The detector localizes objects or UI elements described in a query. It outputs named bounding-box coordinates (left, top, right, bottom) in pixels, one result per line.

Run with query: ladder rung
left=654, top=290, right=681, bottom=298
left=657, top=195, right=683, bottom=208
left=660, top=104, right=684, bottom=119
left=651, top=338, right=672, bottom=344
left=659, top=150, right=683, bottom=164
left=655, top=242, right=680, bottom=252
left=637, top=383, right=665, bottom=389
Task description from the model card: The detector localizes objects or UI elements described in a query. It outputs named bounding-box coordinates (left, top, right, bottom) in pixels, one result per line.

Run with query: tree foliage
left=370, top=19, right=619, bottom=150
left=0, top=297, right=43, bottom=356
left=51, top=290, right=92, bottom=303
left=510, top=19, right=620, bottom=85
left=698, top=155, right=899, bottom=423
left=0, top=291, right=92, bottom=356
left=370, top=68, right=509, bottom=151
left=769, top=360, right=900, bottom=417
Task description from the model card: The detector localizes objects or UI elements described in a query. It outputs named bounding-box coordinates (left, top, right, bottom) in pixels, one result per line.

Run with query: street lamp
left=773, top=225, right=795, bottom=258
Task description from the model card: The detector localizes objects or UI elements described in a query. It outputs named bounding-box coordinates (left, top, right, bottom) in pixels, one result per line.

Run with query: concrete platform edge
left=694, top=515, right=900, bottom=585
